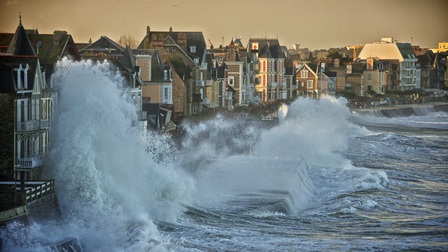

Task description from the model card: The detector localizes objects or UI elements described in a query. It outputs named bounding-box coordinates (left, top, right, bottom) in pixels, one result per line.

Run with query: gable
left=80, top=36, right=124, bottom=54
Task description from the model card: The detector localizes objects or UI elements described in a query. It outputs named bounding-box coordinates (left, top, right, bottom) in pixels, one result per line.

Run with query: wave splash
left=2, top=58, right=194, bottom=251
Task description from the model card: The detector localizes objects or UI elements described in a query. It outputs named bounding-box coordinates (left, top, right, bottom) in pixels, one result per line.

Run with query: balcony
left=268, top=82, right=278, bottom=88
left=40, top=119, right=50, bottom=129
left=16, top=120, right=39, bottom=132
left=17, top=155, right=44, bottom=170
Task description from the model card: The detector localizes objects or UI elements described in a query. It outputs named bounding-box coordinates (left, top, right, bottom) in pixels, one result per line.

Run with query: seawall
left=353, top=103, right=448, bottom=117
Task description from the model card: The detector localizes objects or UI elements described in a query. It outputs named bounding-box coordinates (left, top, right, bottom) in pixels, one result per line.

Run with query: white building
left=358, top=39, right=419, bottom=91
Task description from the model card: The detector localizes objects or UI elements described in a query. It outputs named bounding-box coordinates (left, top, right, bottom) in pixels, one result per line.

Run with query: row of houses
left=0, top=17, right=447, bottom=220
left=295, top=38, right=447, bottom=98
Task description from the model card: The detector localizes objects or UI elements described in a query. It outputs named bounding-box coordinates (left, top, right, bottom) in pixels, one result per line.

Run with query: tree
left=118, top=34, right=138, bottom=49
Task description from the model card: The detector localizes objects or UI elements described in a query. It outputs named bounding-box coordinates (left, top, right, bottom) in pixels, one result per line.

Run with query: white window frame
left=307, top=80, right=314, bottom=89
left=301, top=70, right=308, bottom=78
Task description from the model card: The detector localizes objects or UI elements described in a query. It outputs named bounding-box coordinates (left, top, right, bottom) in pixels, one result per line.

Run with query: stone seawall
left=354, top=103, right=448, bottom=117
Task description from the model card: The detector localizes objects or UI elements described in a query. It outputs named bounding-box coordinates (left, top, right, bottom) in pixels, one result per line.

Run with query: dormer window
left=190, top=46, right=196, bottom=53
left=194, top=58, right=199, bottom=64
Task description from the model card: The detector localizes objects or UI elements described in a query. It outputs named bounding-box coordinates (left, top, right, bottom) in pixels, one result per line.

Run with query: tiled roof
left=80, top=36, right=124, bottom=55
left=6, top=21, right=36, bottom=56
left=27, top=32, right=81, bottom=64
left=0, top=33, right=14, bottom=53
left=138, top=28, right=207, bottom=65
left=358, top=42, right=416, bottom=62
left=0, top=31, right=80, bottom=67
left=249, top=38, right=284, bottom=59
left=323, top=71, right=337, bottom=78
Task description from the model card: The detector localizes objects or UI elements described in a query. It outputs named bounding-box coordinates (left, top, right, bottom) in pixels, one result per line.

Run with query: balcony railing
left=16, top=120, right=39, bottom=131
left=17, top=155, right=44, bottom=169
left=40, top=119, right=50, bottom=129
left=25, top=180, right=55, bottom=203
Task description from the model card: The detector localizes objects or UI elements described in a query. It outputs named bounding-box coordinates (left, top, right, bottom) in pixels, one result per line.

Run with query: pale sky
left=1, top=0, right=447, bottom=50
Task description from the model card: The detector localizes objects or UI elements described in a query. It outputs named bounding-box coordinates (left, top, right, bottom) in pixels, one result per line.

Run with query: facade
left=0, top=19, right=57, bottom=219
left=294, top=63, right=318, bottom=98
left=0, top=20, right=54, bottom=182
left=138, top=26, right=208, bottom=117
left=356, top=58, right=388, bottom=95
left=357, top=39, right=419, bottom=91
left=321, top=71, right=337, bottom=96
left=248, top=38, right=286, bottom=103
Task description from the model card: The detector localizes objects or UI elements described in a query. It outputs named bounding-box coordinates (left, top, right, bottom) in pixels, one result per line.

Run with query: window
left=368, top=73, right=371, bottom=80
left=229, top=76, right=235, bottom=86
left=163, top=86, right=172, bottom=104
left=190, top=46, right=196, bottom=53
left=307, top=80, right=313, bottom=89
left=164, top=87, right=169, bottom=100
left=301, top=70, right=308, bottom=78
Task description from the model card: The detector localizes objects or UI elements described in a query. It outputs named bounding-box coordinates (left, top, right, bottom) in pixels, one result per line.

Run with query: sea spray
left=2, top=58, right=195, bottom=251
left=256, top=96, right=351, bottom=166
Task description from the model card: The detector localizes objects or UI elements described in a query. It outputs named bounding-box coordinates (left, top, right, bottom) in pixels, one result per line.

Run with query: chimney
left=53, top=30, right=67, bottom=45
left=177, top=32, right=187, bottom=50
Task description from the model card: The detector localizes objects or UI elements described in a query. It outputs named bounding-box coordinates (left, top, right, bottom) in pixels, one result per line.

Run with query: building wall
left=171, top=69, right=186, bottom=117
left=329, top=67, right=347, bottom=91
left=363, top=70, right=384, bottom=94
left=346, top=74, right=363, bottom=96
left=295, top=67, right=317, bottom=97
left=142, top=84, right=161, bottom=103
left=136, top=56, right=152, bottom=81
left=0, top=185, right=16, bottom=210
left=0, top=94, right=15, bottom=180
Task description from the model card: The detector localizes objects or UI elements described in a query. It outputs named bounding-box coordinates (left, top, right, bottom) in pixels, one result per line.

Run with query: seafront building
left=0, top=18, right=58, bottom=223
left=248, top=38, right=287, bottom=103
left=357, top=37, right=419, bottom=91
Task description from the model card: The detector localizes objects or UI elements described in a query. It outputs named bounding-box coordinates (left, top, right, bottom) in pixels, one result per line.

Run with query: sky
left=1, top=0, right=447, bottom=50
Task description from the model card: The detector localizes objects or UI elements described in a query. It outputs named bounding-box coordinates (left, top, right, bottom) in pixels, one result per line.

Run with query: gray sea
left=1, top=59, right=447, bottom=251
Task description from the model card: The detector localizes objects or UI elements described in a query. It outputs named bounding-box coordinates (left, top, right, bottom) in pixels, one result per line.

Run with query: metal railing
left=25, top=180, right=55, bottom=203
left=16, top=120, right=39, bottom=131
left=17, top=155, right=44, bottom=169
left=40, top=119, right=50, bottom=129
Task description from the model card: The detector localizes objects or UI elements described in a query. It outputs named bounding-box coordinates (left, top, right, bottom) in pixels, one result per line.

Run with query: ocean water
left=1, top=59, right=447, bottom=251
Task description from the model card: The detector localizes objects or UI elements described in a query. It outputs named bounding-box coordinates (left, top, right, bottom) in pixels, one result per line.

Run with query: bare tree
left=118, top=34, right=138, bottom=49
